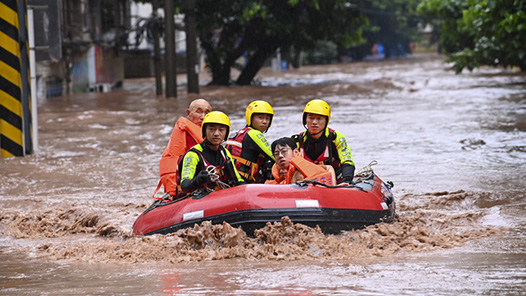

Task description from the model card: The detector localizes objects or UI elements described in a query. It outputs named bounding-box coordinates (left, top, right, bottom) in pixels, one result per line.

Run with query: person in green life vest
left=225, top=100, right=275, bottom=183
left=294, top=99, right=356, bottom=184
left=179, top=111, right=245, bottom=193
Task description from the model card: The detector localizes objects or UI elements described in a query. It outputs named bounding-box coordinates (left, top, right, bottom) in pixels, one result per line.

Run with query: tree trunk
left=236, top=44, right=278, bottom=85
left=202, top=36, right=250, bottom=85
left=200, top=40, right=226, bottom=85
left=152, top=0, right=163, bottom=96
left=291, top=47, right=303, bottom=69
left=217, top=63, right=232, bottom=85
left=164, top=0, right=177, bottom=98
left=184, top=0, right=199, bottom=93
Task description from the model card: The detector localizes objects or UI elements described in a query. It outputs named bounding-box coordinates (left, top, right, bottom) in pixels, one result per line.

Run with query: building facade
left=31, top=0, right=191, bottom=101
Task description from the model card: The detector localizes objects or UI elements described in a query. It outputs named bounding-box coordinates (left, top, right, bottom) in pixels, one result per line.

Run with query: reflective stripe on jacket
left=225, top=126, right=274, bottom=183
left=179, top=142, right=244, bottom=192
left=297, top=128, right=355, bottom=171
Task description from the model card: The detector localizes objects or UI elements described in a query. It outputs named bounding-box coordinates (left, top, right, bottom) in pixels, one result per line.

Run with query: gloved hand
left=341, top=164, right=355, bottom=185
left=195, top=170, right=211, bottom=186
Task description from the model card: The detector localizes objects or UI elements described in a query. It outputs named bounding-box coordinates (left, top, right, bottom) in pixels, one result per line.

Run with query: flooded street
left=1, top=53, right=525, bottom=295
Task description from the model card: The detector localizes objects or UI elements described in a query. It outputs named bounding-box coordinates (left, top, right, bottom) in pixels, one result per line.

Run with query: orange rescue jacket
left=157, top=117, right=203, bottom=196
left=265, top=155, right=334, bottom=185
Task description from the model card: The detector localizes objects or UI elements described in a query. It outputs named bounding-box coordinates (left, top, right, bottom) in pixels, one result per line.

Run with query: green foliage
left=136, top=0, right=426, bottom=83
left=418, top=0, right=526, bottom=72
left=343, top=0, right=423, bottom=58
left=192, top=0, right=368, bottom=84
left=303, top=41, right=339, bottom=65
left=417, top=0, right=473, bottom=53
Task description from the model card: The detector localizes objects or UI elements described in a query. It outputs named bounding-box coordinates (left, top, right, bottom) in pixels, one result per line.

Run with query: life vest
left=225, top=127, right=267, bottom=183
left=178, top=143, right=239, bottom=192
left=154, top=117, right=202, bottom=197
left=225, top=127, right=249, bottom=158
left=297, top=128, right=340, bottom=169
left=265, top=155, right=334, bottom=185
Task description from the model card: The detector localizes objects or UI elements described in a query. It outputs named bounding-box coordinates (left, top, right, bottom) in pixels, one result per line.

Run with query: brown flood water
left=1, top=53, right=525, bottom=295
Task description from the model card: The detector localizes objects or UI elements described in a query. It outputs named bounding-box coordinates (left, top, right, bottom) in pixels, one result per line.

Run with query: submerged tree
left=418, top=0, right=526, bottom=72
left=195, top=0, right=367, bottom=85
left=135, top=0, right=425, bottom=85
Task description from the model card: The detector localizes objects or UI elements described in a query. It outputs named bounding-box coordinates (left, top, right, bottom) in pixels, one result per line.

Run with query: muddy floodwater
left=1, top=53, right=525, bottom=295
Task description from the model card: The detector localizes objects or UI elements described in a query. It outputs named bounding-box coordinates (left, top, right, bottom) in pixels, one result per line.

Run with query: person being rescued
left=225, top=100, right=275, bottom=183
left=265, top=137, right=336, bottom=185
left=157, top=99, right=212, bottom=198
left=294, top=99, right=356, bottom=184
left=179, top=111, right=245, bottom=194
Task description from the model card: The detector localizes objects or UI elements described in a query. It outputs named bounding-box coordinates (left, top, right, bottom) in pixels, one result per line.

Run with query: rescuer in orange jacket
left=156, top=99, right=212, bottom=198
left=265, top=137, right=335, bottom=185
left=225, top=100, right=275, bottom=183
left=294, top=99, right=355, bottom=184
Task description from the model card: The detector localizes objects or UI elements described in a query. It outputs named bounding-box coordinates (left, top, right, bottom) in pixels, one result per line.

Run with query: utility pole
left=152, top=0, right=162, bottom=96
left=164, top=0, right=177, bottom=98
left=18, top=0, right=32, bottom=155
left=1, top=0, right=33, bottom=157
left=184, top=0, right=199, bottom=94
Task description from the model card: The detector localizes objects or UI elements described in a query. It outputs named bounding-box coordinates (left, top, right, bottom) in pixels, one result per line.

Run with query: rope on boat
left=296, top=180, right=348, bottom=188
left=295, top=180, right=368, bottom=192
left=205, top=165, right=231, bottom=192
left=205, top=180, right=231, bottom=192
left=354, top=160, right=394, bottom=189
left=351, top=160, right=377, bottom=184
left=355, top=160, right=378, bottom=177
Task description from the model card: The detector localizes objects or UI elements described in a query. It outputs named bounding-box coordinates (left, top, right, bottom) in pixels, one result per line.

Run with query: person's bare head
left=271, top=137, right=300, bottom=175
left=186, top=99, right=212, bottom=126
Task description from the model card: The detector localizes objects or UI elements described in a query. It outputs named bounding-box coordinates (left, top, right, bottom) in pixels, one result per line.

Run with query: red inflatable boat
left=132, top=172, right=395, bottom=236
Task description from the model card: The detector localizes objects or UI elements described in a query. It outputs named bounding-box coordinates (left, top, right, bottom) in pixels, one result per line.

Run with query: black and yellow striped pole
left=0, top=0, right=32, bottom=157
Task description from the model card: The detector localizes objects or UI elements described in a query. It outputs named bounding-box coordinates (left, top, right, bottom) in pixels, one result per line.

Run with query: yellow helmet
left=302, top=99, right=331, bottom=126
left=202, top=111, right=231, bottom=141
left=246, top=100, right=274, bottom=130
